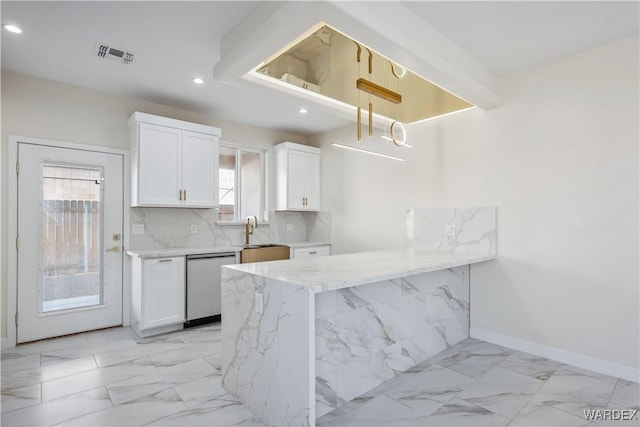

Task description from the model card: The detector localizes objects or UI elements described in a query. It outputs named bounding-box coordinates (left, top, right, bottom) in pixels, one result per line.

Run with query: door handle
left=105, top=246, right=121, bottom=253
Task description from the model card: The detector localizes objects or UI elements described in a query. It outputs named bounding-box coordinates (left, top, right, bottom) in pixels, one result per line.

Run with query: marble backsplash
left=128, top=208, right=331, bottom=250
left=406, top=207, right=496, bottom=256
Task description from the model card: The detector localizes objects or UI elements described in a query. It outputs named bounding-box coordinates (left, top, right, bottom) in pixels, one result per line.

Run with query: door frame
left=7, top=135, right=130, bottom=348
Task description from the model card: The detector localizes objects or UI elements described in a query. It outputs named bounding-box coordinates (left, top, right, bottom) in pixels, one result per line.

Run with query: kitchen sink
left=241, top=244, right=290, bottom=263
left=243, top=244, right=288, bottom=249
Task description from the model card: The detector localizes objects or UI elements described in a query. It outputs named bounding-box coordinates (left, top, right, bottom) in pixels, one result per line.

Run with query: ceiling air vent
left=95, top=42, right=134, bottom=65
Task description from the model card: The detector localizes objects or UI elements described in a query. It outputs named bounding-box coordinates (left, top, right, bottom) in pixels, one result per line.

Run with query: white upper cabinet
left=274, top=142, right=320, bottom=211
left=129, top=112, right=221, bottom=208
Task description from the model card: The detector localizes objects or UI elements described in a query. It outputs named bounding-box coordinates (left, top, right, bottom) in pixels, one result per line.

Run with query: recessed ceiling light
left=4, top=24, right=22, bottom=34
left=192, top=77, right=204, bottom=85
left=298, top=107, right=308, bottom=114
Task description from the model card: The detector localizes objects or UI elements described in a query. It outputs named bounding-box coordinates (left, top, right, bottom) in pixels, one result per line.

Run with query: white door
left=17, top=143, right=124, bottom=343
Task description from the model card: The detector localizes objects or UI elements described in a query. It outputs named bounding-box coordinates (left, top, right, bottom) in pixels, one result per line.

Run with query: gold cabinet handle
left=184, top=189, right=186, bottom=201
left=309, top=251, right=317, bottom=255
left=105, top=246, right=121, bottom=253
left=158, top=259, right=172, bottom=263
left=179, top=189, right=183, bottom=201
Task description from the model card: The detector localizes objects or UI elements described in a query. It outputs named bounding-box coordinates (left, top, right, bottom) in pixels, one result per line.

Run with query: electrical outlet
left=255, top=292, right=264, bottom=314
left=445, top=223, right=456, bottom=237
left=286, top=223, right=294, bottom=232
left=132, top=224, right=145, bottom=235
left=190, top=224, right=197, bottom=234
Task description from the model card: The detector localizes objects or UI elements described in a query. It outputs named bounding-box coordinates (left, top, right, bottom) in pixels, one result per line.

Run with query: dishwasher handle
left=186, top=252, right=237, bottom=260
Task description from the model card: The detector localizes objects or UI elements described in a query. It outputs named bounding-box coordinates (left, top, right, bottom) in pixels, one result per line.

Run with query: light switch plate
left=190, top=224, right=197, bottom=234
left=132, top=224, right=145, bottom=235
left=445, top=223, right=456, bottom=237
left=255, top=292, right=264, bottom=314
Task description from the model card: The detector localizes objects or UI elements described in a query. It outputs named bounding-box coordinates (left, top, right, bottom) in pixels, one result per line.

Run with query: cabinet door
left=287, top=149, right=307, bottom=210
left=142, top=257, right=185, bottom=329
left=182, top=131, right=218, bottom=207
left=303, top=151, right=320, bottom=210
left=138, top=123, right=182, bottom=206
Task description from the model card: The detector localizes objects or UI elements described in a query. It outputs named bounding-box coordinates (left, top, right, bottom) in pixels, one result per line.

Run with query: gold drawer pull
left=309, top=251, right=317, bottom=255
left=158, top=259, right=173, bottom=263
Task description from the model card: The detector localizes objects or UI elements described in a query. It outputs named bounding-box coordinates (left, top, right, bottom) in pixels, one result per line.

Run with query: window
left=218, top=144, right=266, bottom=222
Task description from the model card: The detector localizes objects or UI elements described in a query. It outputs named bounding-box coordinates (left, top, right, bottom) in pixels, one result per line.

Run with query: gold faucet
left=245, top=215, right=258, bottom=245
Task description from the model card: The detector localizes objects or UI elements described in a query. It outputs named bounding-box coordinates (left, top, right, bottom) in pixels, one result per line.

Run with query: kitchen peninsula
left=221, top=206, right=497, bottom=427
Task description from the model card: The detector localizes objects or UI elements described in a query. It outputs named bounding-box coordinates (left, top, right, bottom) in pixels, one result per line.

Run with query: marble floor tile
left=457, top=366, right=543, bottom=418
left=434, top=341, right=515, bottom=379
left=57, top=387, right=187, bottom=426
left=41, top=338, right=138, bottom=361
left=1, top=383, right=41, bottom=414
left=231, top=416, right=268, bottom=426
left=532, top=366, right=617, bottom=419
left=10, top=334, right=89, bottom=356
left=609, top=379, right=640, bottom=410
left=173, top=374, right=227, bottom=407
left=155, top=357, right=218, bottom=375
left=417, top=397, right=510, bottom=426
left=1, top=386, right=112, bottom=427
left=146, top=393, right=254, bottom=426
left=384, top=363, right=477, bottom=406
left=598, top=401, right=640, bottom=427
left=1, top=353, right=41, bottom=372
left=93, top=342, right=185, bottom=367
left=498, top=350, right=563, bottom=381
left=2, top=356, right=97, bottom=391
left=510, top=400, right=595, bottom=426
left=41, top=361, right=159, bottom=401
left=106, top=372, right=203, bottom=405
left=317, top=393, right=425, bottom=426
left=149, top=342, right=220, bottom=368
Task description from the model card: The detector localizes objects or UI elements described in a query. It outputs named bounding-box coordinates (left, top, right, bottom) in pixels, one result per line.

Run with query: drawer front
left=291, top=245, right=331, bottom=260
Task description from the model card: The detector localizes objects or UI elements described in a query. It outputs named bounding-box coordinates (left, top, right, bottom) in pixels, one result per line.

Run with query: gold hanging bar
left=355, top=42, right=361, bottom=63
left=357, top=106, right=362, bottom=141
left=366, top=48, right=373, bottom=74
left=368, top=102, right=373, bottom=137
left=356, top=78, right=402, bottom=104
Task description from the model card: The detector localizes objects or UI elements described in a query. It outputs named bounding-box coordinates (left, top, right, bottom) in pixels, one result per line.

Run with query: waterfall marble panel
left=314, top=266, right=470, bottom=417
left=221, top=268, right=315, bottom=427
left=406, top=207, right=496, bottom=256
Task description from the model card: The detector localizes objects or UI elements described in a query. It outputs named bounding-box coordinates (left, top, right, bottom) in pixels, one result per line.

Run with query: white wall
left=311, top=36, right=639, bottom=372
left=1, top=70, right=308, bottom=339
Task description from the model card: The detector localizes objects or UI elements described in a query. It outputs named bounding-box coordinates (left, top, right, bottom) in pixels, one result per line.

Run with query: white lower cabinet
left=290, top=244, right=331, bottom=260
left=131, top=256, right=185, bottom=337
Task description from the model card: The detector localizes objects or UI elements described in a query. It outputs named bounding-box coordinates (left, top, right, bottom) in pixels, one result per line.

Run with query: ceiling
left=2, top=1, right=638, bottom=136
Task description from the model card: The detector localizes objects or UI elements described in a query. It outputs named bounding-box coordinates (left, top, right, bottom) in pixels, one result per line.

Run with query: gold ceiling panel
left=256, top=24, right=473, bottom=124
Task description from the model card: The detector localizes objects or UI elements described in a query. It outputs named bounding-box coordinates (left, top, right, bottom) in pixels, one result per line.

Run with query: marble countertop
left=277, top=241, right=330, bottom=249
left=225, top=247, right=495, bottom=293
left=126, top=241, right=331, bottom=258
left=127, top=246, right=243, bottom=258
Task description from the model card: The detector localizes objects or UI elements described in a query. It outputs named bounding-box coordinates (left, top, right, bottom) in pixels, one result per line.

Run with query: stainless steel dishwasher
left=185, top=252, right=237, bottom=327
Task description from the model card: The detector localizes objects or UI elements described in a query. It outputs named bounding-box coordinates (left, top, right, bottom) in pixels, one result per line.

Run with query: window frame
left=216, top=142, right=268, bottom=225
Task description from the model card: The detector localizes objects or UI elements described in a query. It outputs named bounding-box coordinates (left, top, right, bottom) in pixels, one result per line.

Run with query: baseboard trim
left=470, top=328, right=639, bottom=383
left=1, top=337, right=14, bottom=350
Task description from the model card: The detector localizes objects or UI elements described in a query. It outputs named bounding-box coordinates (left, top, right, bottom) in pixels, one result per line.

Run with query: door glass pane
left=41, top=164, right=103, bottom=312
left=218, top=146, right=237, bottom=221
left=239, top=151, right=262, bottom=219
